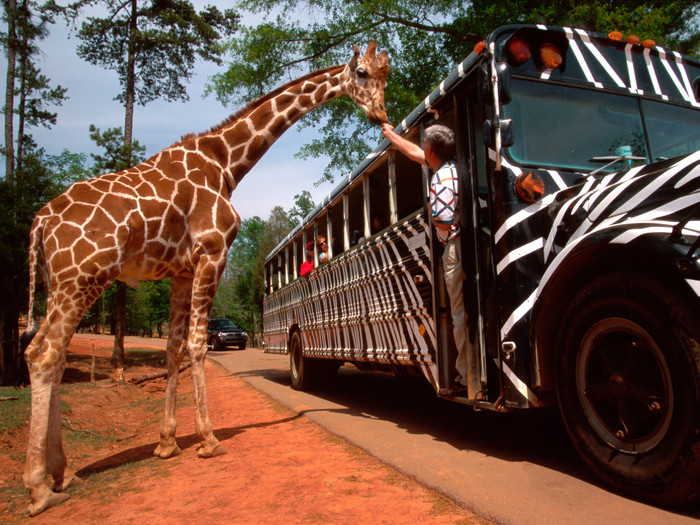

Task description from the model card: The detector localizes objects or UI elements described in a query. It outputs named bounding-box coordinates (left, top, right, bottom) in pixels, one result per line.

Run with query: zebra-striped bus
left=262, top=25, right=700, bottom=506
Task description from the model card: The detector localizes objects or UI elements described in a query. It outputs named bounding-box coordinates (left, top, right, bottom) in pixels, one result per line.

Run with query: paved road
left=206, top=347, right=700, bottom=525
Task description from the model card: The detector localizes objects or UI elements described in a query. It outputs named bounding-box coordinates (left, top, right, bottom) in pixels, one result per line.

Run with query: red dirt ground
left=1, top=337, right=492, bottom=524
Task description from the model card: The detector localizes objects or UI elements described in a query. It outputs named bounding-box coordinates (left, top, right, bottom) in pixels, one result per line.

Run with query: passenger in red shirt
left=299, top=241, right=315, bottom=277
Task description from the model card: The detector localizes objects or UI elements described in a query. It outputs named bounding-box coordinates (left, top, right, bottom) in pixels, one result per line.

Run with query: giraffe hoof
left=154, top=443, right=182, bottom=459
left=197, top=442, right=227, bottom=458
left=28, top=490, right=71, bottom=517
left=52, top=470, right=83, bottom=492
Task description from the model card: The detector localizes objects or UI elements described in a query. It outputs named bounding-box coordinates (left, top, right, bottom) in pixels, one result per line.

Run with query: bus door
left=430, top=94, right=490, bottom=402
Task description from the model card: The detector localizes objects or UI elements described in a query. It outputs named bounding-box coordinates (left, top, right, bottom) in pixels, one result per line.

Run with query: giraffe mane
left=179, top=65, right=345, bottom=143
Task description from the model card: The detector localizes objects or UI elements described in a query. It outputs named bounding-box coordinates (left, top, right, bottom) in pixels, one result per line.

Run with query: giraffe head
left=346, top=41, right=390, bottom=125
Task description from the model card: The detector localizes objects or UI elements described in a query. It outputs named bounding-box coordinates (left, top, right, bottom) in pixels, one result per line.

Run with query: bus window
left=367, top=161, right=390, bottom=235
left=505, top=78, right=648, bottom=172
left=269, top=259, right=279, bottom=291
left=643, top=99, right=700, bottom=161
left=291, top=235, right=302, bottom=280
left=394, top=132, right=425, bottom=219
left=347, top=180, right=364, bottom=246
left=315, top=214, right=329, bottom=264
left=301, top=225, right=314, bottom=274
left=328, top=199, right=344, bottom=257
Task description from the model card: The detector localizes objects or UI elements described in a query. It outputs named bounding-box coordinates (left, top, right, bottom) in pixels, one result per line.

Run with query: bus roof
left=265, top=24, right=700, bottom=263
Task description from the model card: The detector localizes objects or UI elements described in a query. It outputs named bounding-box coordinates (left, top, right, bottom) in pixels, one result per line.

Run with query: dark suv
left=207, top=318, right=248, bottom=351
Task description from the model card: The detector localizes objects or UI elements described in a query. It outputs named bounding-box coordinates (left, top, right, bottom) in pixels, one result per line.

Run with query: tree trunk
left=124, top=0, right=137, bottom=146
left=111, top=0, right=138, bottom=370
left=4, top=0, right=17, bottom=185
left=15, top=2, right=29, bottom=185
left=111, top=281, right=126, bottom=369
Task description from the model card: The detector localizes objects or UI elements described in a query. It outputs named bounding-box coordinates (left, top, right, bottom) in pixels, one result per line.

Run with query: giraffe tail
left=20, top=217, right=46, bottom=351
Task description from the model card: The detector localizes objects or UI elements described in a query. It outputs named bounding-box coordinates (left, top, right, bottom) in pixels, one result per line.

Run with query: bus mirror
left=477, top=64, right=490, bottom=104
left=483, top=119, right=493, bottom=146
left=483, top=118, right=514, bottom=148
left=501, top=119, right=513, bottom=147
left=496, top=63, right=511, bottom=105
left=477, top=62, right=511, bottom=105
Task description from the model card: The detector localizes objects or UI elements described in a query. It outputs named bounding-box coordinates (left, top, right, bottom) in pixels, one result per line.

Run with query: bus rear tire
left=556, top=273, right=700, bottom=507
left=289, top=331, right=321, bottom=391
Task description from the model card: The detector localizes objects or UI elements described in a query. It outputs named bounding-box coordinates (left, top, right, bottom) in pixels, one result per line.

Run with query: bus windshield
left=505, top=78, right=648, bottom=172
left=643, top=98, right=700, bottom=160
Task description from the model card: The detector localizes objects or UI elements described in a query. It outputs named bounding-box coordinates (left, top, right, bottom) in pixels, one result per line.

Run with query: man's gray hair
left=423, top=124, right=456, bottom=161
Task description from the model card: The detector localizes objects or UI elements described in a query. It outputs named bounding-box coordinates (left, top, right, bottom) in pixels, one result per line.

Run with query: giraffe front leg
left=189, top=258, right=227, bottom=458
left=190, top=352, right=226, bottom=458
left=154, top=277, right=191, bottom=459
left=153, top=346, right=185, bottom=459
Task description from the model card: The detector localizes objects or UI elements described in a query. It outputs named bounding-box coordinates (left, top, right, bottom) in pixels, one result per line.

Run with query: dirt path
left=1, top=337, right=492, bottom=524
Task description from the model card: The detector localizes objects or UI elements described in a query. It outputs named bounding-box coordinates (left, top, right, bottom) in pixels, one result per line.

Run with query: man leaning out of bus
left=382, top=122, right=470, bottom=397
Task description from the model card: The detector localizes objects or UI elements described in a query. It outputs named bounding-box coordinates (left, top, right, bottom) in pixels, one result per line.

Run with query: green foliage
left=79, top=279, right=171, bottom=337
left=210, top=0, right=700, bottom=182
left=72, top=0, right=239, bottom=106
left=287, top=190, right=316, bottom=227
left=213, top=216, right=266, bottom=331
left=213, top=194, right=317, bottom=340
left=88, top=125, right=147, bottom=175
left=42, top=149, right=91, bottom=187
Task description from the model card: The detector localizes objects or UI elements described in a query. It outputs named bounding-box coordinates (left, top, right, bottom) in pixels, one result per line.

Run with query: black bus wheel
left=289, top=331, right=320, bottom=391
left=556, top=273, right=700, bottom=506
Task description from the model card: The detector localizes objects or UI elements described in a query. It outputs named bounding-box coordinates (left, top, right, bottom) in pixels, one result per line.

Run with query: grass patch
left=0, top=386, right=31, bottom=433
left=124, top=348, right=167, bottom=368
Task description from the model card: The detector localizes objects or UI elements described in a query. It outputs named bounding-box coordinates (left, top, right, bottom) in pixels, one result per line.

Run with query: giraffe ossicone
left=20, top=41, right=389, bottom=516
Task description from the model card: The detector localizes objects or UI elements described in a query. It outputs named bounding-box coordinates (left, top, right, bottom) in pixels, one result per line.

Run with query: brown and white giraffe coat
left=21, top=42, right=389, bottom=516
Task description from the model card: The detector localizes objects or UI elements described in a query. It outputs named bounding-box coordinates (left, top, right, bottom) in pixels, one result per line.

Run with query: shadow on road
left=231, top=362, right=700, bottom=520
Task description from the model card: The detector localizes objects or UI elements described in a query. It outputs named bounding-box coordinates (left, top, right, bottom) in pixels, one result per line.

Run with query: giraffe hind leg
left=23, top=295, right=96, bottom=515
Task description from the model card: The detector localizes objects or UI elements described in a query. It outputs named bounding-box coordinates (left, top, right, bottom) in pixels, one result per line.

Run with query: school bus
left=262, top=25, right=700, bottom=506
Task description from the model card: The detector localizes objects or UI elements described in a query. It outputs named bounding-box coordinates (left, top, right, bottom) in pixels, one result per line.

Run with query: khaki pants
left=442, top=236, right=468, bottom=387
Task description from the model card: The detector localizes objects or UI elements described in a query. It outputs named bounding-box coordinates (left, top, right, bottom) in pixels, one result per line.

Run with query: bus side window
left=347, top=180, right=364, bottom=246
left=328, top=199, right=344, bottom=257
left=291, top=236, right=301, bottom=280
left=368, top=160, right=390, bottom=235
left=269, top=260, right=279, bottom=291
left=315, top=215, right=330, bottom=264
left=395, top=135, right=424, bottom=219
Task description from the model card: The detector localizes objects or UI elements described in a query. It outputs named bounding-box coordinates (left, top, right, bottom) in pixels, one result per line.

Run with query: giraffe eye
left=356, top=67, right=368, bottom=79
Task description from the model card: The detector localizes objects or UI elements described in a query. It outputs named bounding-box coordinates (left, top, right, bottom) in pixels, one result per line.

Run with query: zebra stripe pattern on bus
left=264, top=213, right=440, bottom=383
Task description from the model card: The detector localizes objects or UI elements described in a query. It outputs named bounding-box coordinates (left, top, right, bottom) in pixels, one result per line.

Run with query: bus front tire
left=556, top=273, right=700, bottom=507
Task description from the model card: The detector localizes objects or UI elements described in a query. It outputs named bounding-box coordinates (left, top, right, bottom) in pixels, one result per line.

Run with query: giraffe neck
left=182, top=65, right=348, bottom=193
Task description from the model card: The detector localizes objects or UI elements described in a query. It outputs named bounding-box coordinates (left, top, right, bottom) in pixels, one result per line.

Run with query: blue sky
left=1, top=2, right=338, bottom=221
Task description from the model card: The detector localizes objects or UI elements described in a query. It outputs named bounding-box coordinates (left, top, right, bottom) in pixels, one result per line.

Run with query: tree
left=213, top=194, right=316, bottom=344
left=0, top=0, right=68, bottom=385
left=287, top=190, right=316, bottom=228
left=3, top=0, right=65, bottom=184
left=66, top=0, right=239, bottom=368
left=71, top=0, right=239, bottom=146
left=88, top=124, right=146, bottom=175
left=213, top=216, right=266, bottom=331
left=208, top=0, right=700, bottom=183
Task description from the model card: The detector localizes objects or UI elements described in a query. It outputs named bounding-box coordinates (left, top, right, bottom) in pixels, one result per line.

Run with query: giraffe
left=21, top=41, right=389, bottom=516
